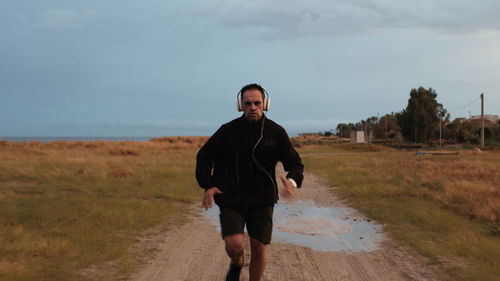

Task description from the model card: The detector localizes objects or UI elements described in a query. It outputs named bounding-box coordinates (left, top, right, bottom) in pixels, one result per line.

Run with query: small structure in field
left=350, top=131, right=365, bottom=144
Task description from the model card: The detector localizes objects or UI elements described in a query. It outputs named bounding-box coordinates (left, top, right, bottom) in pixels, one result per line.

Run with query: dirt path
left=130, top=166, right=440, bottom=281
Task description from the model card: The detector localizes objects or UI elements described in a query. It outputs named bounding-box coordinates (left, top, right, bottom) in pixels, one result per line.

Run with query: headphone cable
left=252, top=115, right=278, bottom=201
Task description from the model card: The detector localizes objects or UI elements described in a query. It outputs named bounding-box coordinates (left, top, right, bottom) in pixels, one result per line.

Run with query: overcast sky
left=1, top=0, right=499, bottom=137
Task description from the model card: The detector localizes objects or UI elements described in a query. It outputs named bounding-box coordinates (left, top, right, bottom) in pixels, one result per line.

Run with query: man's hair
left=240, top=83, right=265, bottom=101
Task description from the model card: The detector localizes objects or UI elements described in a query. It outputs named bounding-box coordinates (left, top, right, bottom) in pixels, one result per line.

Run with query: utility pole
left=368, top=119, right=372, bottom=144
left=481, top=93, right=484, bottom=149
left=385, top=115, right=388, bottom=139
left=439, top=107, right=442, bottom=148
left=414, top=106, right=417, bottom=143
left=364, top=121, right=368, bottom=144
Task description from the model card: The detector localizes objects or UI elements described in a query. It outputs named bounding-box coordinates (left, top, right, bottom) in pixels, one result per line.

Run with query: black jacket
left=196, top=115, right=304, bottom=208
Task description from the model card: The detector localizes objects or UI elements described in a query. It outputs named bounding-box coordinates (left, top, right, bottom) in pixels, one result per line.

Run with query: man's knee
left=224, top=233, right=244, bottom=252
left=250, top=237, right=267, bottom=256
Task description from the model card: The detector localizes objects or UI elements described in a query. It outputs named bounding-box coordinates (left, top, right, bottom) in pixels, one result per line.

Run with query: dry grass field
left=0, top=137, right=206, bottom=280
left=298, top=139, right=500, bottom=281
left=0, top=135, right=498, bottom=281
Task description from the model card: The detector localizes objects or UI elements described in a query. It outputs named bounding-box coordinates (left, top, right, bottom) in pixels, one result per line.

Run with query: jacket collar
left=239, top=114, right=265, bottom=128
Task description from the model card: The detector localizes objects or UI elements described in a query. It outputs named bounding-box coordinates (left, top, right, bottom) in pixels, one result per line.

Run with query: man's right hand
left=202, top=187, right=223, bottom=210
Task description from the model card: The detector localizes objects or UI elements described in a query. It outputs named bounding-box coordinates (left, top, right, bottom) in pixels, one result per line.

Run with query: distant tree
left=365, top=116, right=378, bottom=135
left=483, top=121, right=500, bottom=142
left=443, top=119, right=480, bottom=143
left=397, top=87, right=444, bottom=143
left=374, top=113, right=399, bottom=138
left=433, top=108, right=451, bottom=141
left=336, top=123, right=356, bottom=138
left=354, top=121, right=363, bottom=131
left=494, top=121, right=500, bottom=141
left=366, top=116, right=378, bottom=128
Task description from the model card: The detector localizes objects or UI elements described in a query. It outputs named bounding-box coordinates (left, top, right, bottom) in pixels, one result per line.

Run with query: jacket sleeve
left=195, top=126, right=223, bottom=190
left=278, top=128, right=304, bottom=188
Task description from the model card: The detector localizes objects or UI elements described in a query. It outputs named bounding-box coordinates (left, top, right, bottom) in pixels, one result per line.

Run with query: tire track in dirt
left=130, top=165, right=440, bottom=281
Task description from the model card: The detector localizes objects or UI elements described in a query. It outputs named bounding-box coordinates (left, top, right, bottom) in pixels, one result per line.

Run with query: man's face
left=242, top=89, right=264, bottom=123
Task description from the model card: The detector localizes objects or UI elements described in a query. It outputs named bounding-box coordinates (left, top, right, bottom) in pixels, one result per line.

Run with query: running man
left=196, top=83, right=304, bottom=281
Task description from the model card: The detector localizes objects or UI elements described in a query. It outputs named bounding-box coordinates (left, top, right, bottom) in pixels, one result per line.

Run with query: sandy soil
left=130, top=165, right=440, bottom=281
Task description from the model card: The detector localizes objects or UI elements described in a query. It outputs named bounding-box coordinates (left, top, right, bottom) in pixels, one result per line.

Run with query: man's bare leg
left=224, top=234, right=244, bottom=280
left=249, top=237, right=267, bottom=281
left=224, top=233, right=244, bottom=266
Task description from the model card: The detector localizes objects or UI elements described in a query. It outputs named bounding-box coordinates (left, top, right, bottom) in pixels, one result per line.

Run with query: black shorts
left=219, top=206, right=274, bottom=244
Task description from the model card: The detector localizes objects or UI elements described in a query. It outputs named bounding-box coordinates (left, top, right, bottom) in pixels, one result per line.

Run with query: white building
left=350, top=131, right=365, bottom=143
left=471, top=115, right=499, bottom=123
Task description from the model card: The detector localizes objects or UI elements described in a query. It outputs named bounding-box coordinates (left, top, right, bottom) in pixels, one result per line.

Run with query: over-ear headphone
left=236, top=87, right=270, bottom=112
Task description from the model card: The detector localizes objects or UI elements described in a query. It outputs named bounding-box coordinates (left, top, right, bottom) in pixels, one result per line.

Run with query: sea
left=0, top=137, right=156, bottom=143
left=0, top=131, right=302, bottom=143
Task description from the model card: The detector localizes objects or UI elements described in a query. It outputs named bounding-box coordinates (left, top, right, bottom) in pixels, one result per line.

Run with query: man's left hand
left=280, top=176, right=295, bottom=199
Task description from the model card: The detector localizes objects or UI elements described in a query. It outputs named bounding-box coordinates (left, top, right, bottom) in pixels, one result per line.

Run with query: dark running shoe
left=225, top=262, right=242, bottom=281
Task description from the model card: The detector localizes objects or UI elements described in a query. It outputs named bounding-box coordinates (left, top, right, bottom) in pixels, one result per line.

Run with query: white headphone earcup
left=236, top=98, right=243, bottom=111
left=264, top=98, right=270, bottom=111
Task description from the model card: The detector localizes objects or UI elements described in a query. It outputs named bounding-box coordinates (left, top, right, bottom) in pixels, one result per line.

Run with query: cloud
left=197, top=0, right=500, bottom=39
left=35, top=9, right=99, bottom=30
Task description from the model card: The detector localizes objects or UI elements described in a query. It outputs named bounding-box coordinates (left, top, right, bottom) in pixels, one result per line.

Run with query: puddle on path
left=203, top=200, right=383, bottom=252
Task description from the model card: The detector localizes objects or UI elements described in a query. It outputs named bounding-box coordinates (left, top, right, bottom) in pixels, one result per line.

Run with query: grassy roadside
left=299, top=144, right=500, bottom=281
left=2, top=136, right=498, bottom=280
left=0, top=139, right=205, bottom=280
